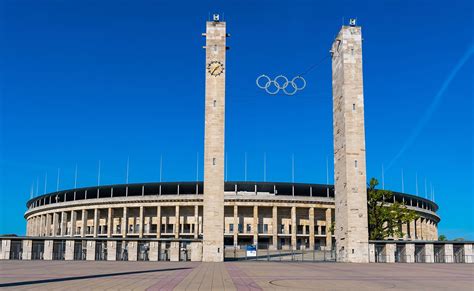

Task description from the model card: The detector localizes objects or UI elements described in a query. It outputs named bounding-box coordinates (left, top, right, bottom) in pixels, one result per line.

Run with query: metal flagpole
left=326, top=156, right=329, bottom=197
left=424, top=178, right=427, bottom=198
left=196, top=152, right=199, bottom=182
left=430, top=182, right=433, bottom=200
left=263, top=152, right=266, bottom=182
left=401, top=168, right=404, bottom=193
left=36, top=177, right=39, bottom=196
left=382, top=164, right=385, bottom=190
left=244, top=152, right=247, bottom=182
left=97, top=160, right=101, bottom=186
left=74, top=165, right=78, bottom=188
left=126, top=157, right=130, bottom=184
left=56, top=168, right=60, bottom=192
left=44, top=173, right=47, bottom=194
left=30, top=183, right=34, bottom=199
left=159, top=155, right=163, bottom=183
left=291, top=154, right=295, bottom=183
left=415, top=172, right=419, bottom=196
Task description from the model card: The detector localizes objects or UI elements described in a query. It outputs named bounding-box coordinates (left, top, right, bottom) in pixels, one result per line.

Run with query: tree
left=367, top=178, right=418, bottom=240
left=438, top=234, right=447, bottom=241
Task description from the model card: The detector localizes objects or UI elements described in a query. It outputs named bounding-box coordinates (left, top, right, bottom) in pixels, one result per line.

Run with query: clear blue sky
left=1, top=0, right=472, bottom=239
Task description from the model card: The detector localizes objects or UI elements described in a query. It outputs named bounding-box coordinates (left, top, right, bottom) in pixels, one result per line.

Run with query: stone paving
left=0, top=261, right=473, bottom=290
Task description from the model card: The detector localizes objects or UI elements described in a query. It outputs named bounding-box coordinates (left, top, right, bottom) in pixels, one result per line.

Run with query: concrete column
left=46, top=214, right=52, bottom=236
left=22, top=240, right=32, bottom=260
left=326, top=208, right=332, bottom=250
left=122, top=207, right=127, bottom=238
left=81, top=209, right=86, bottom=237
left=409, top=219, right=416, bottom=239
left=107, top=241, right=117, bottom=261
left=139, top=206, right=144, bottom=238
left=464, top=244, right=473, bottom=263
left=149, top=241, right=159, bottom=261
left=60, top=212, right=67, bottom=236
left=170, top=241, right=180, bottom=262
left=65, top=240, right=74, bottom=260
left=93, top=209, right=99, bottom=237
left=233, top=205, right=238, bottom=246
left=406, top=243, right=415, bottom=263
left=175, top=205, right=180, bottom=239
left=39, top=215, right=44, bottom=236
left=107, top=208, right=112, bottom=237
left=71, top=210, right=77, bottom=236
left=194, top=205, right=199, bottom=238
left=425, top=243, right=434, bottom=263
left=1, top=240, right=11, bottom=259
left=369, top=244, right=375, bottom=262
left=272, top=206, right=278, bottom=250
left=86, top=240, right=96, bottom=261
left=385, top=243, right=396, bottom=263
left=291, top=206, right=296, bottom=250
left=309, top=207, right=315, bottom=250
left=401, top=223, right=408, bottom=239
left=52, top=213, right=59, bottom=236
left=253, top=205, right=258, bottom=246
left=128, top=241, right=137, bottom=261
left=156, top=206, right=161, bottom=239
left=44, top=240, right=53, bottom=260
left=444, top=244, right=454, bottom=263
left=191, top=242, right=203, bottom=262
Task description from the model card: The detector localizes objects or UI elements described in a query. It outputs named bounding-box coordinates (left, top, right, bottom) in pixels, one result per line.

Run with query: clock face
left=207, top=61, right=224, bottom=77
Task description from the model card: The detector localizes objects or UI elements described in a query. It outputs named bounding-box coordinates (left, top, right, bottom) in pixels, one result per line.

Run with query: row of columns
left=27, top=206, right=201, bottom=239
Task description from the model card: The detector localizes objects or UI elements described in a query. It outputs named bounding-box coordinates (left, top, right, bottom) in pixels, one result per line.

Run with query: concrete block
left=170, top=241, right=180, bottom=262
left=149, top=241, right=159, bottom=261
left=128, top=241, right=137, bottom=261
left=405, top=244, right=415, bottom=263
left=369, top=244, right=375, bottom=263
left=425, top=244, right=434, bottom=263
left=464, top=244, right=473, bottom=263
left=1, top=240, right=11, bottom=260
left=65, top=240, right=74, bottom=260
left=44, top=240, right=53, bottom=260
left=191, top=242, right=203, bottom=262
left=385, top=243, right=396, bottom=263
left=444, top=244, right=454, bottom=263
left=86, top=240, right=95, bottom=261
left=22, top=240, right=32, bottom=260
left=107, top=241, right=116, bottom=261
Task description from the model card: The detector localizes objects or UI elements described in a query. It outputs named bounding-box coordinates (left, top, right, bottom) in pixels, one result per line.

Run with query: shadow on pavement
left=0, top=267, right=192, bottom=288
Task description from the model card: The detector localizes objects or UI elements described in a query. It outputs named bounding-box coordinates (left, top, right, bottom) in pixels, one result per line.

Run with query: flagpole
left=56, top=168, right=60, bottom=192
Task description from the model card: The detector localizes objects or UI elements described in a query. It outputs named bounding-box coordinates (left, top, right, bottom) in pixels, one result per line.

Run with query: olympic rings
left=256, top=74, right=306, bottom=95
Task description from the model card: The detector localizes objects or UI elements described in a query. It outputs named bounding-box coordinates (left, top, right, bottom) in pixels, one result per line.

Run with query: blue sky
left=0, top=0, right=472, bottom=239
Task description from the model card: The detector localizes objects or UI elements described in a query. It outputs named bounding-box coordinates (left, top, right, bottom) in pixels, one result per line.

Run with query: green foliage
left=438, top=234, right=447, bottom=241
left=367, top=178, right=419, bottom=240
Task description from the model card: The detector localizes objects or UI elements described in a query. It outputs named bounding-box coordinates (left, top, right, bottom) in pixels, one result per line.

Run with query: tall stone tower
left=202, top=14, right=227, bottom=262
left=331, top=24, right=369, bottom=263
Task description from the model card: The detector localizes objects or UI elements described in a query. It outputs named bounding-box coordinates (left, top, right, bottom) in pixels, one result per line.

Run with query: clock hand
left=212, top=67, right=219, bottom=74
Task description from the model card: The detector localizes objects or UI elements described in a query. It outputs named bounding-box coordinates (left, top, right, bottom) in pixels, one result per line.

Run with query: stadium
left=1, top=16, right=472, bottom=265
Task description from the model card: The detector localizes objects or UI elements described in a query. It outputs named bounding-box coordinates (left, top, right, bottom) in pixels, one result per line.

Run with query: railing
left=224, top=245, right=336, bottom=262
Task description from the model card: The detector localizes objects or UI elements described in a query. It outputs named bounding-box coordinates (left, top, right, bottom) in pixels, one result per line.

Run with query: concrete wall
left=65, top=240, right=74, bottom=260
left=44, top=240, right=53, bottom=260
left=107, top=241, right=116, bottom=261
left=22, top=240, right=32, bottom=260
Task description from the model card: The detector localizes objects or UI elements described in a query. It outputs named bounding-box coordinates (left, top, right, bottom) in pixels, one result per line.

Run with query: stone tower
left=202, top=15, right=227, bottom=262
left=331, top=24, right=369, bottom=263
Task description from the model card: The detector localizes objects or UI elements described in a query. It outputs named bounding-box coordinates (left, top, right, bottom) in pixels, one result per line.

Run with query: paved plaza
left=0, top=261, right=473, bottom=290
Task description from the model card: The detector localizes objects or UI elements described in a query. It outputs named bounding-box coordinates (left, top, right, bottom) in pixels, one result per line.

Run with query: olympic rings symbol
left=256, top=74, right=307, bottom=95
